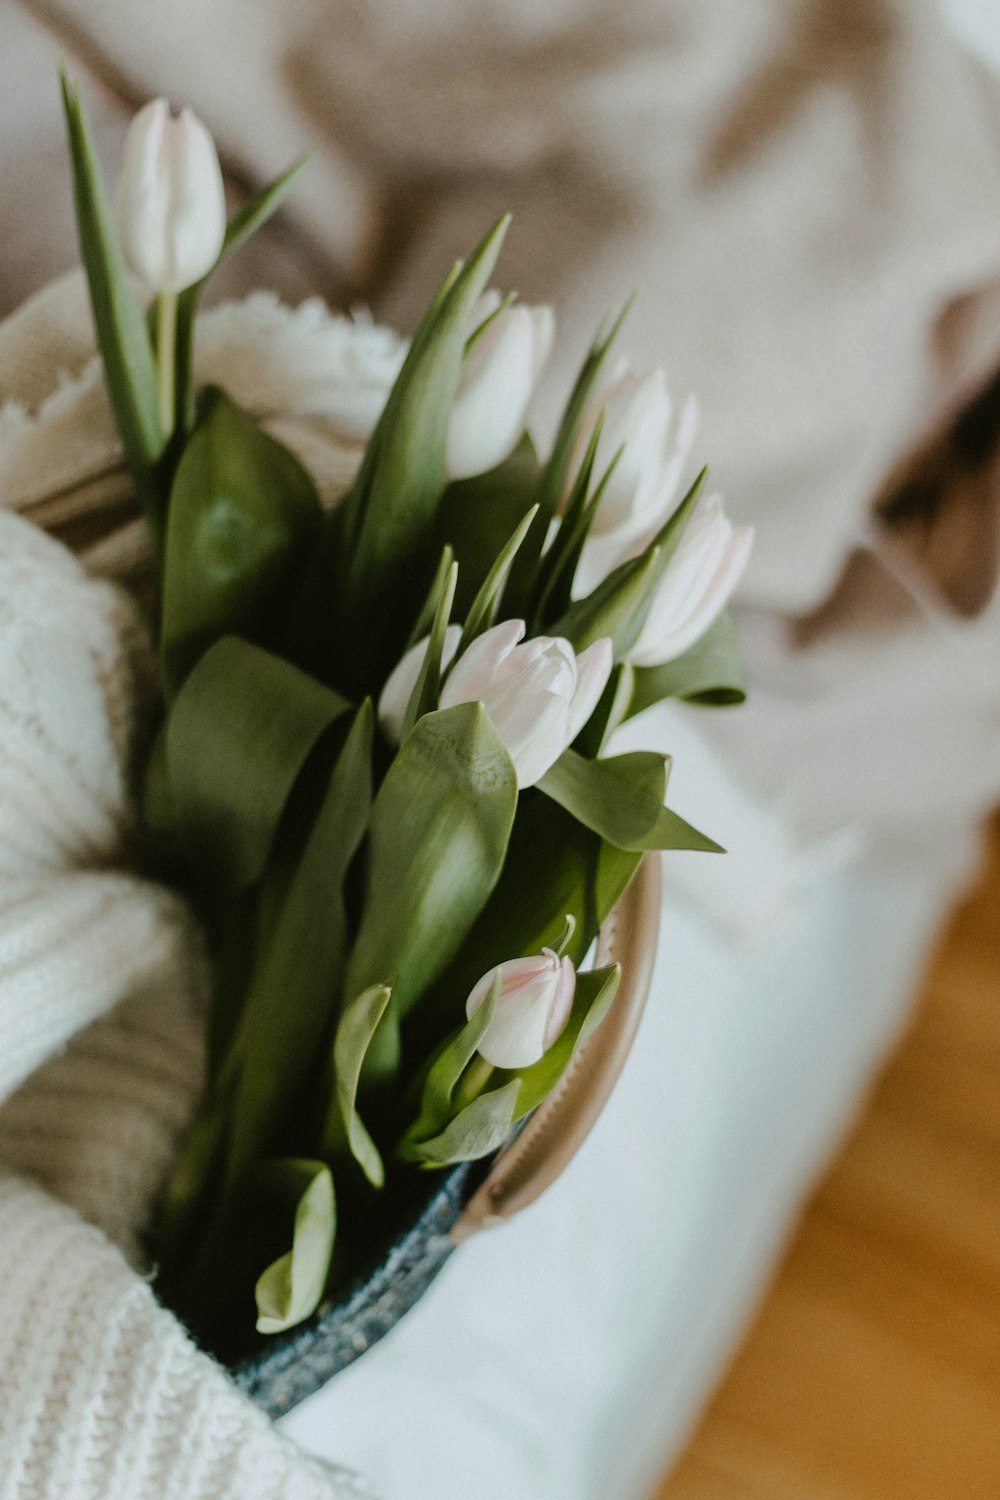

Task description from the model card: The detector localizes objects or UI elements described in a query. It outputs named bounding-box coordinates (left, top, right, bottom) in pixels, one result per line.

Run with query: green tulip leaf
left=438, top=435, right=543, bottom=617
left=325, top=983, right=392, bottom=1187
left=406, top=1079, right=521, bottom=1167
left=343, top=703, right=518, bottom=1085
left=165, top=635, right=351, bottom=891
left=507, top=302, right=631, bottom=614
left=531, top=413, right=623, bottom=632
left=502, top=962, right=621, bottom=1119
left=293, top=217, right=510, bottom=691
left=552, top=469, right=707, bottom=659
left=402, top=559, right=458, bottom=738
left=539, top=748, right=723, bottom=853
left=222, top=702, right=374, bottom=1186
left=627, top=609, right=747, bottom=713
left=457, top=503, right=539, bottom=652
left=60, top=73, right=164, bottom=523
left=254, top=1159, right=335, bottom=1335
left=402, top=978, right=501, bottom=1150
left=161, top=386, right=323, bottom=696
left=407, top=544, right=456, bottom=649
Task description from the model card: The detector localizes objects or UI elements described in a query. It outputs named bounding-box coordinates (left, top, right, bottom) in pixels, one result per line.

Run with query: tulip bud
left=446, top=293, right=555, bottom=481
left=115, top=98, right=227, bottom=294
left=573, top=367, right=699, bottom=597
left=626, top=492, right=753, bottom=668
left=466, top=949, right=576, bottom=1069
left=379, top=619, right=611, bottom=787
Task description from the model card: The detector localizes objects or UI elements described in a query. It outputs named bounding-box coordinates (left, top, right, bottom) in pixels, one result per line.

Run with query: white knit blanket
left=0, top=277, right=402, bottom=1500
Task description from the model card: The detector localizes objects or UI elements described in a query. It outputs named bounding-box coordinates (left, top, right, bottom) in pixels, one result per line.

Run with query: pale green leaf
left=255, top=1159, right=335, bottom=1334
left=60, top=73, right=164, bottom=520
left=502, top=963, right=621, bottom=1119
left=539, top=748, right=724, bottom=853
left=406, top=1080, right=520, bottom=1167
left=326, top=984, right=392, bottom=1187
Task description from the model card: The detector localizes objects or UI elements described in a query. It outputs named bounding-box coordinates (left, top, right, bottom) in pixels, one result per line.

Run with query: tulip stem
left=455, top=1054, right=494, bottom=1112
left=156, top=290, right=178, bottom=439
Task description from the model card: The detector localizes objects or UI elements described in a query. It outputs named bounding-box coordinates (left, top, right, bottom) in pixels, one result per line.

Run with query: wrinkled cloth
left=1, top=1, right=1000, bottom=1495
left=0, top=291, right=393, bottom=1499
left=4, top=0, right=1000, bottom=879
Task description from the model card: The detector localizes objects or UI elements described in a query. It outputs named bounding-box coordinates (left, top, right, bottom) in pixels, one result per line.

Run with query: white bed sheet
left=280, top=702, right=960, bottom=1498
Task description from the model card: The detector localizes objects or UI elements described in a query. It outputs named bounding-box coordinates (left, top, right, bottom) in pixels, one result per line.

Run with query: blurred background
left=0, top=1, right=998, bottom=1496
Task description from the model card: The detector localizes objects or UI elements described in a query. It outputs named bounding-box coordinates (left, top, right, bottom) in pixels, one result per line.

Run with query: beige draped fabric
left=4, top=0, right=1000, bottom=876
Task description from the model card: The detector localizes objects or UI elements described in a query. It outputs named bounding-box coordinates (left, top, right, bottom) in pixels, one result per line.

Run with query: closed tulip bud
left=446, top=293, right=555, bottom=481
left=115, top=98, right=227, bottom=294
left=626, top=492, right=753, bottom=668
left=378, top=620, right=612, bottom=788
left=466, top=949, right=576, bottom=1068
left=573, top=367, right=699, bottom=597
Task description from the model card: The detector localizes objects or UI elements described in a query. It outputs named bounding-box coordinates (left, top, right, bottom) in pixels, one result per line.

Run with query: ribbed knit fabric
left=0, top=1174, right=375, bottom=1500
left=0, top=289, right=392, bottom=1496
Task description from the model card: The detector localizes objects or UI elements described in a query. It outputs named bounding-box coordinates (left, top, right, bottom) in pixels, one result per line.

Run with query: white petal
left=163, top=108, right=227, bottom=291
left=565, top=637, right=614, bottom=743
left=440, top=618, right=524, bottom=708
left=115, top=98, right=172, bottom=289
left=544, top=957, right=577, bottom=1049
left=446, top=306, right=538, bottom=480
left=378, top=624, right=462, bottom=743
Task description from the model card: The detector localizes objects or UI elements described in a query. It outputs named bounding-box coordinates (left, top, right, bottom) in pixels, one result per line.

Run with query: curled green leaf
left=255, top=1159, right=335, bottom=1335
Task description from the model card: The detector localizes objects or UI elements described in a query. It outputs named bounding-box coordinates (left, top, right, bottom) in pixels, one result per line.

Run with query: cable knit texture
left=0, top=287, right=392, bottom=1498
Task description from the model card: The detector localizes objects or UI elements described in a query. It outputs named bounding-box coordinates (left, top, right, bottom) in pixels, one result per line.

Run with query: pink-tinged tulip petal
left=390, top=617, right=610, bottom=786
left=116, top=98, right=226, bottom=294
left=446, top=300, right=555, bottom=481
left=466, top=949, right=576, bottom=1068
left=626, top=493, right=753, bottom=668
left=377, top=624, right=461, bottom=744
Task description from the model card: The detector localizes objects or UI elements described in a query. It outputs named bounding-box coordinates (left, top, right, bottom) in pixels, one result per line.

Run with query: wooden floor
left=656, top=825, right=1000, bottom=1500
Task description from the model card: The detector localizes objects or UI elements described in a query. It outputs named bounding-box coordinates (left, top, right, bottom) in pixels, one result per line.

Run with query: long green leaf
left=402, top=560, right=458, bottom=737
left=405, top=1080, right=521, bottom=1167
left=60, top=73, right=164, bottom=520
left=325, top=984, right=392, bottom=1187
left=401, top=979, right=501, bottom=1151
left=501, top=963, right=621, bottom=1119
left=505, top=302, right=631, bottom=613
left=254, top=1159, right=335, bottom=1334
left=292, top=218, right=511, bottom=692
left=223, top=701, right=374, bottom=1185
left=552, top=469, right=707, bottom=658
left=457, top=504, right=539, bottom=651
left=627, top=609, right=747, bottom=714
left=165, top=636, right=350, bottom=891
left=161, top=386, right=323, bottom=695
left=343, top=703, right=518, bottom=1085
left=437, top=436, right=543, bottom=616
left=539, top=749, right=724, bottom=852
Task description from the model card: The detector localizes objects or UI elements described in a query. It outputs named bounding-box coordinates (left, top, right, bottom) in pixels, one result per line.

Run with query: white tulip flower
left=446, top=293, right=555, bottom=481
left=115, top=98, right=227, bottom=295
left=378, top=619, right=612, bottom=788
left=465, top=949, right=576, bottom=1069
left=626, top=492, right=753, bottom=668
left=573, top=367, right=699, bottom=596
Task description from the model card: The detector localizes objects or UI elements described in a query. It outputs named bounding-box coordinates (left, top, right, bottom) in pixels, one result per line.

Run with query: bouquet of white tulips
left=59, top=74, right=752, bottom=1350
